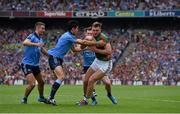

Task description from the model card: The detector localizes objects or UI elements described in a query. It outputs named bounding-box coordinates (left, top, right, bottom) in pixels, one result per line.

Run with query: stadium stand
left=0, top=0, right=179, bottom=11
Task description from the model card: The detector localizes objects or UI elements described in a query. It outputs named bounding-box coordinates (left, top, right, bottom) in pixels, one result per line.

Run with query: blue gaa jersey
left=83, top=49, right=96, bottom=67
left=22, top=32, right=43, bottom=66
left=48, top=32, right=77, bottom=59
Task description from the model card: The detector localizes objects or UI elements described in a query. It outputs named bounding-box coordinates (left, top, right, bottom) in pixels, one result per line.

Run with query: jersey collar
left=95, top=33, right=101, bottom=39
left=68, top=31, right=75, bottom=36
left=34, top=32, right=41, bottom=40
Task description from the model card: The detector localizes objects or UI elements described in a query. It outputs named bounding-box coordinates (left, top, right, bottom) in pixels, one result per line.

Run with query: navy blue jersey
left=22, top=32, right=43, bottom=66
left=82, top=49, right=96, bottom=67
left=48, top=32, right=77, bottom=59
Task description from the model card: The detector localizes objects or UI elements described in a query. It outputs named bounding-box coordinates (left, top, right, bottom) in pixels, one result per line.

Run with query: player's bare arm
left=79, top=35, right=94, bottom=49
left=80, top=44, right=87, bottom=50
left=84, top=35, right=105, bottom=47
left=90, top=43, right=112, bottom=55
left=76, top=38, right=105, bottom=47
left=23, top=39, right=44, bottom=47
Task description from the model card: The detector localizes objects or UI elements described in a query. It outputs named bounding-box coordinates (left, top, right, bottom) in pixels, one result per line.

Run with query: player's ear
left=72, top=27, right=76, bottom=33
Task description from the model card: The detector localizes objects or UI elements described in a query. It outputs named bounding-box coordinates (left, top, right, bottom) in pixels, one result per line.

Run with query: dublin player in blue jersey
left=46, top=20, right=104, bottom=105
left=21, top=22, right=48, bottom=104
left=79, top=27, right=117, bottom=106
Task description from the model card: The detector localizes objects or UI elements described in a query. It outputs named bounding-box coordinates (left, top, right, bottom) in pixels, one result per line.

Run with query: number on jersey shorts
left=90, top=58, right=112, bottom=75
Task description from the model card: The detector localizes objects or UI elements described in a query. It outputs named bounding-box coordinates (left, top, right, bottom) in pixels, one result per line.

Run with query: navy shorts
left=21, top=63, right=40, bottom=76
left=48, top=55, right=63, bottom=70
left=82, top=66, right=90, bottom=74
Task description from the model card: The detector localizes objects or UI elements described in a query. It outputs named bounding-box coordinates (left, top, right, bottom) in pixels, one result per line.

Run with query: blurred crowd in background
left=0, top=0, right=179, bottom=11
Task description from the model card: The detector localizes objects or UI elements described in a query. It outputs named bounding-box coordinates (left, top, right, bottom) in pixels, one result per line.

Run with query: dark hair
left=67, top=20, right=79, bottom=31
left=84, top=26, right=92, bottom=32
left=35, top=22, right=45, bottom=27
left=92, top=21, right=102, bottom=28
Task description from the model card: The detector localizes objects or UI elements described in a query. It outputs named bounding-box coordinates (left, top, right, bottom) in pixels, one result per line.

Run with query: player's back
left=48, top=32, right=77, bottom=59
left=83, top=49, right=96, bottom=67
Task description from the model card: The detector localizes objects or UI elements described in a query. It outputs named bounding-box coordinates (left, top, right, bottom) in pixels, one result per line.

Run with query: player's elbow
left=22, top=41, right=27, bottom=46
left=72, top=48, right=81, bottom=52
left=104, top=44, right=112, bottom=55
left=105, top=49, right=112, bottom=55
left=72, top=49, right=79, bottom=52
left=106, top=51, right=111, bottom=55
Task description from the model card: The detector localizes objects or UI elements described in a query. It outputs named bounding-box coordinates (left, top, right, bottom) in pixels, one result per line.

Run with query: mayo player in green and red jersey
left=78, top=22, right=118, bottom=106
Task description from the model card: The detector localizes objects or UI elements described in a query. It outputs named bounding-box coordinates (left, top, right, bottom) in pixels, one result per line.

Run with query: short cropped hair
left=92, top=21, right=102, bottom=28
left=35, top=22, right=45, bottom=27
left=84, top=26, right=92, bottom=32
left=67, top=20, right=79, bottom=31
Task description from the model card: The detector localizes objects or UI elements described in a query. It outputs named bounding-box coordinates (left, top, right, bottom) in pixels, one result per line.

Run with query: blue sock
left=55, top=79, right=62, bottom=84
left=50, top=79, right=62, bottom=99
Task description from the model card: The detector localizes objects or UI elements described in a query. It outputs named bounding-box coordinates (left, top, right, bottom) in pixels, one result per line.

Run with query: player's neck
left=95, top=33, right=101, bottom=39
left=35, top=31, right=40, bottom=36
left=34, top=31, right=41, bottom=39
left=69, top=30, right=75, bottom=35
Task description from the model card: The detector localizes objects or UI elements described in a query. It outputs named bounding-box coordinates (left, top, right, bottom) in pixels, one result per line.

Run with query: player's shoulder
left=27, top=33, right=34, bottom=38
left=100, top=33, right=109, bottom=42
left=101, top=33, right=108, bottom=38
left=26, top=33, right=36, bottom=40
left=63, top=31, right=75, bottom=38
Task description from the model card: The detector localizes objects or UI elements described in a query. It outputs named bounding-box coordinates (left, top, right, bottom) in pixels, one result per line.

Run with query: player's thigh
left=84, top=67, right=95, bottom=82
left=32, top=66, right=43, bottom=83
left=54, top=66, right=65, bottom=79
left=21, top=63, right=36, bottom=83
left=102, top=76, right=111, bottom=85
left=48, top=55, right=64, bottom=79
left=26, top=73, right=36, bottom=85
left=34, top=72, right=44, bottom=84
left=89, top=69, right=105, bottom=82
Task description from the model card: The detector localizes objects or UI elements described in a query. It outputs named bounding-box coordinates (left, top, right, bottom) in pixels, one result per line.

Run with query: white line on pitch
left=123, top=97, right=180, bottom=103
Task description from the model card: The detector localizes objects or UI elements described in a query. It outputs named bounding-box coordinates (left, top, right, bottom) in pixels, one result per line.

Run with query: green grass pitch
left=0, top=85, right=180, bottom=113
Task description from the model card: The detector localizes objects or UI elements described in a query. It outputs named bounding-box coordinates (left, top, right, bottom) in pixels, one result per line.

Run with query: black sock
left=91, top=96, right=96, bottom=101
left=39, top=96, right=44, bottom=99
left=50, top=82, right=60, bottom=99
left=107, top=92, right=112, bottom=97
left=23, top=97, right=27, bottom=100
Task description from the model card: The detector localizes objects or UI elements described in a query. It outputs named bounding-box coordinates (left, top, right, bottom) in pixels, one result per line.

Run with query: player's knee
left=57, top=76, right=64, bottom=81
left=83, top=78, right=89, bottom=84
left=83, top=81, right=88, bottom=87
left=88, top=77, right=95, bottom=84
left=106, top=81, right=111, bottom=86
left=28, top=83, right=35, bottom=88
left=38, top=80, right=44, bottom=86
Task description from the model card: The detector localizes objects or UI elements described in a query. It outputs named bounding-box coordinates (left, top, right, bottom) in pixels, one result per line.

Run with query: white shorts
left=90, top=58, right=113, bottom=75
